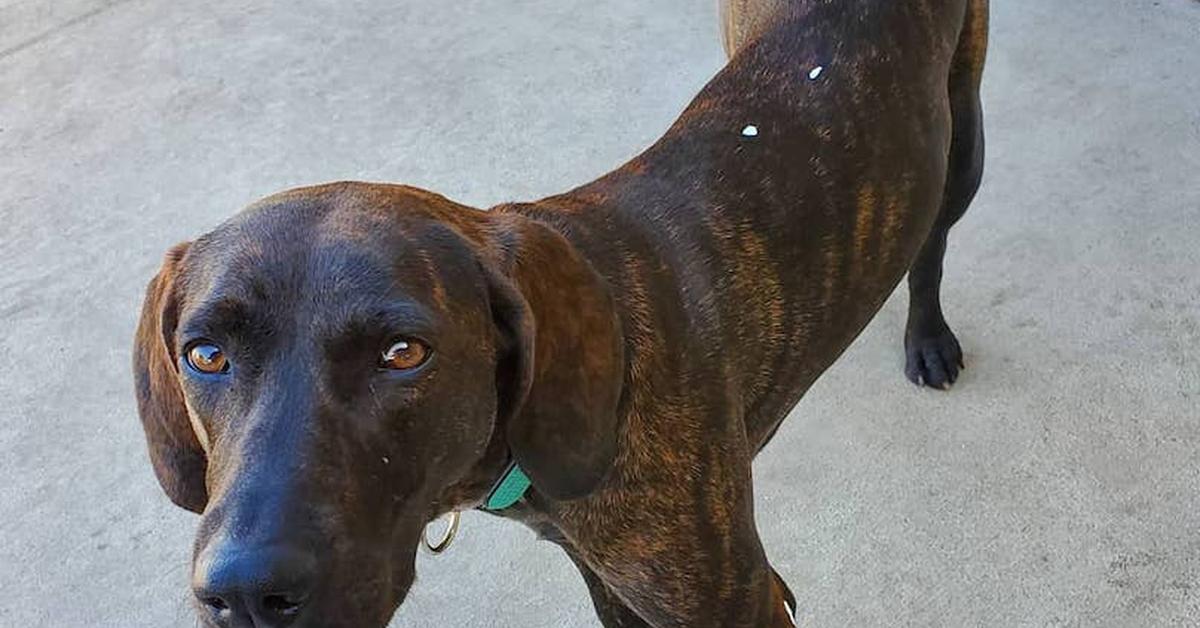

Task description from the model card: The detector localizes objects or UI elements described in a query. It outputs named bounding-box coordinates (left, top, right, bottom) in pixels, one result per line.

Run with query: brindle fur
left=134, top=1, right=988, bottom=626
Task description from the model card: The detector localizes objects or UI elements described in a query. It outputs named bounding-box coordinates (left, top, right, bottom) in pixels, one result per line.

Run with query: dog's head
left=133, top=182, right=624, bottom=627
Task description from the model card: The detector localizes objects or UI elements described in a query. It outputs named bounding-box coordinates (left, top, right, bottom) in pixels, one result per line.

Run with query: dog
left=133, top=0, right=988, bottom=625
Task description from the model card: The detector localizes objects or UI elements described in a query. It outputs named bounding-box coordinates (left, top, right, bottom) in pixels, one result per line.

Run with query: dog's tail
left=719, top=0, right=989, bottom=66
left=952, top=0, right=989, bottom=93
left=718, top=0, right=790, bottom=59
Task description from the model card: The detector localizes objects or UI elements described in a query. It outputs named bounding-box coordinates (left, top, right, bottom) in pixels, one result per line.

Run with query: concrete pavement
left=1, top=0, right=1197, bottom=625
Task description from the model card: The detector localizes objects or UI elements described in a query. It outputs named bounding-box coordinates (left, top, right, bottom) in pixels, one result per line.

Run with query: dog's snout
left=194, top=543, right=318, bottom=627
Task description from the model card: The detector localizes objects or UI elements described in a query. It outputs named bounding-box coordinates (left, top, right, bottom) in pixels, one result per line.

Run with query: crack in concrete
left=0, top=0, right=137, bottom=63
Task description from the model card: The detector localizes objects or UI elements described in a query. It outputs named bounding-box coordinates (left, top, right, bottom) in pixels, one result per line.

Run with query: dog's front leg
left=562, top=547, right=654, bottom=628
left=568, top=523, right=796, bottom=628
left=557, top=439, right=798, bottom=627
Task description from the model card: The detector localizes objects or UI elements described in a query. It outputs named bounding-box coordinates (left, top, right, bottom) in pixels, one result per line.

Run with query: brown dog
left=133, top=0, right=988, bottom=626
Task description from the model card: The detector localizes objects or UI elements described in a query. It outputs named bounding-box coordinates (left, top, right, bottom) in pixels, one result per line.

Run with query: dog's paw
left=904, top=328, right=964, bottom=390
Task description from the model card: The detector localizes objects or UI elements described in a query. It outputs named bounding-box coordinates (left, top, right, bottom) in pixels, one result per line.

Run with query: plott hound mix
left=134, top=0, right=988, bottom=625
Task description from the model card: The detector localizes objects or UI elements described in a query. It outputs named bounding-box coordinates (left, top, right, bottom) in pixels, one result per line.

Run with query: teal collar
left=483, top=461, right=531, bottom=511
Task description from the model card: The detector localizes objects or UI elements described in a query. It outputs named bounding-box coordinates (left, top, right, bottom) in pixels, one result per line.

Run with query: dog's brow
left=339, top=302, right=437, bottom=337
left=181, top=297, right=259, bottom=339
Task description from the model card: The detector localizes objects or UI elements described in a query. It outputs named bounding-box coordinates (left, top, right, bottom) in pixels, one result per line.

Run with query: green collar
left=483, top=461, right=531, bottom=511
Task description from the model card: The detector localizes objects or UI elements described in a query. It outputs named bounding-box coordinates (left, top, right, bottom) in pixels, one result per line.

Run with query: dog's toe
left=905, top=329, right=963, bottom=390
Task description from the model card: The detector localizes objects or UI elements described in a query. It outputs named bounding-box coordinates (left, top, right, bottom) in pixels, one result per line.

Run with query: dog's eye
left=380, top=338, right=431, bottom=371
left=185, top=342, right=230, bottom=375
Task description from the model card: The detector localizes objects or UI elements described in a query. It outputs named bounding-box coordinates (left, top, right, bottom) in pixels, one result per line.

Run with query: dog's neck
left=432, top=416, right=518, bottom=515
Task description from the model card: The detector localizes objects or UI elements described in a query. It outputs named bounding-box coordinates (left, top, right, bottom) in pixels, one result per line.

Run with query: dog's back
left=502, top=0, right=989, bottom=448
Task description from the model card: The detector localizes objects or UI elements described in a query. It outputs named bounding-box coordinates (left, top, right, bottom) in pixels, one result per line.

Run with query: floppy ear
left=132, top=242, right=208, bottom=513
left=483, top=215, right=625, bottom=501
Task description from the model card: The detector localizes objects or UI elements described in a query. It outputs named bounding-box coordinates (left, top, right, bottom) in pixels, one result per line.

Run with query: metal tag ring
left=421, top=511, right=461, bottom=554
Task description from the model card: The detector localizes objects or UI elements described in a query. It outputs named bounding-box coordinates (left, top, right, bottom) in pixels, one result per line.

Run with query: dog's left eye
left=185, top=342, right=230, bottom=375
left=380, top=338, right=431, bottom=371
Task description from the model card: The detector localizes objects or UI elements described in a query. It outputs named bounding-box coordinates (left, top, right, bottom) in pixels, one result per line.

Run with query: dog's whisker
left=368, top=382, right=384, bottom=414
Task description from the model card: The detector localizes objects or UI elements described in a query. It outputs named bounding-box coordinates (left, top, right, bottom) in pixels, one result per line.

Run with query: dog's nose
left=193, top=544, right=317, bottom=627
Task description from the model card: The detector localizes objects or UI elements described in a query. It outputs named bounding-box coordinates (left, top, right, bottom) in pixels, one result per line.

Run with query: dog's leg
left=904, top=0, right=988, bottom=389
left=563, top=549, right=653, bottom=628
left=579, top=557, right=795, bottom=628
left=563, top=552, right=797, bottom=628
left=770, top=567, right=799, bottom=626
left=564, top=456, right=799, bottom=626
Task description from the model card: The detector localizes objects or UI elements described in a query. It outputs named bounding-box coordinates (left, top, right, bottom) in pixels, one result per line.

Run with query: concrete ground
left=1, top=0, right=1197, bottom=625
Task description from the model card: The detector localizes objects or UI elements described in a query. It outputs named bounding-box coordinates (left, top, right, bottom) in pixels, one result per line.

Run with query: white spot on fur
left=741, top=124, right=759, bottom=137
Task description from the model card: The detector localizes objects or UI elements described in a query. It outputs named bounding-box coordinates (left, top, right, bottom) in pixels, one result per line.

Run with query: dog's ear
left=482, top=215, right=625, bottom=501
left=132, top=242, right=208, bottom=513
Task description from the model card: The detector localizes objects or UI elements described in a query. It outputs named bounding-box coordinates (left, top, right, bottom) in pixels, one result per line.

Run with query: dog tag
left=421, top=511, right=461, bottom=554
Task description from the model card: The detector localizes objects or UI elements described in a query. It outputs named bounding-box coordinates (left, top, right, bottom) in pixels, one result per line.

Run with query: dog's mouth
left=191, top=568, right=410, bottom=628
left=188, top=526, right=420, bottom=628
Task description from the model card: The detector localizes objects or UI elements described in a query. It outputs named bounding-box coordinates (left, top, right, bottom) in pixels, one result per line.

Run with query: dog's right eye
left=185, top=342, right=230, bottom=375
left=380, top=338, right=431, bottom=371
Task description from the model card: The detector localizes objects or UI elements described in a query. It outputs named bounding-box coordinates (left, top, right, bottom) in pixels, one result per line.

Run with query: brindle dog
left=133, top=0, right=988, bottom=625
